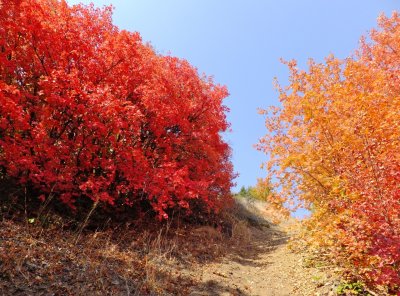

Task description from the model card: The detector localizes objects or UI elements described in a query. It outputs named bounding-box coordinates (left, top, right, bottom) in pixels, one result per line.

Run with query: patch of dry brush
left=0, top=199, right=263, bottom=295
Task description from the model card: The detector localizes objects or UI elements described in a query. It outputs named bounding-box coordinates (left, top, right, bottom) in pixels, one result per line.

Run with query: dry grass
left=0, top=217, right=203, bottom=295
left=0, top=196, right=277, bottom=295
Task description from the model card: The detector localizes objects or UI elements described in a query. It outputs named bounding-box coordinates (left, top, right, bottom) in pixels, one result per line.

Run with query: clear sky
left=67, top=0, right=398, bottom=192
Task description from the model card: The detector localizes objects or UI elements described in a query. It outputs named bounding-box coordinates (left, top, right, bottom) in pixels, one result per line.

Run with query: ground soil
left=0, top=198, right=341, bottom=296
left=182, top=199, right=341, bottom=296
left=186, top=225, right=338, bottom=296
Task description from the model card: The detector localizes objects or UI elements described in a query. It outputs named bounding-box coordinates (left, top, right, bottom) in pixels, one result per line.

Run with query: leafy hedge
left=258, top=13, right=400, bottom=291
left=0, top=0, right=234, bottom=219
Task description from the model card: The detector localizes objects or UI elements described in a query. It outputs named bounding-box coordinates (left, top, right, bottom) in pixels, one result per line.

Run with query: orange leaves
left=259, top=13, right=400, bottom=291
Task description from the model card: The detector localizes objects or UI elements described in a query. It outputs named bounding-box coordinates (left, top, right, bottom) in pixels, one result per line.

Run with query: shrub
left=0, top=0, right=234, bottom=219
left=258, top=13, right=400, bottom=291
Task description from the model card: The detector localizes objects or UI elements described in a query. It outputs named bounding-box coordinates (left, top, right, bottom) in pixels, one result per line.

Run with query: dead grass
left=0, top=217, right=201, bottom=295
left=0, top=195, right=274, bottom=295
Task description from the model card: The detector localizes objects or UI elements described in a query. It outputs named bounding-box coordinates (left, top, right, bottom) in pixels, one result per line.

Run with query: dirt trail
left=0, top=198, right=339, bottom=295
left=186, top=200, right=338, bottom=296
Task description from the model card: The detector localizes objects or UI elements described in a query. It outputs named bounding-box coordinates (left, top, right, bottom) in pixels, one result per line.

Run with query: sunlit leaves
left=258, top=13, right=400, bottom=290
left=0, top=0, right=234, bottom=219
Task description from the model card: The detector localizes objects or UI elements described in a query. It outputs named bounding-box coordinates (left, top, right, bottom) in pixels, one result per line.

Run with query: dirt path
left=185, top=201, right=339, bottom=296
left=0, top=198, right=340, bottom=296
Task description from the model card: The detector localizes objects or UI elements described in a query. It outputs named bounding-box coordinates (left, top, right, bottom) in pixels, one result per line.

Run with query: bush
left=258, top=13, right=400, bottom=291
left=0, top=0, right=234, bottom=219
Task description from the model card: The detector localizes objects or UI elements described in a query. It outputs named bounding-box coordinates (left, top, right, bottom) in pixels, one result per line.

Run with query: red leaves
left=0, top=0, right=233, bottom=219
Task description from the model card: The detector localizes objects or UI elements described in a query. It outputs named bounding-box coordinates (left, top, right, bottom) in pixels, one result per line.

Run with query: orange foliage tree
left=0, top=0, right=234, bottom=219
left=258, top=13, right=400, bottom=290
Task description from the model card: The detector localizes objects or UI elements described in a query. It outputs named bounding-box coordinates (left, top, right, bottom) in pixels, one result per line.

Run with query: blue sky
left=67, top=0, right=398, bottom=192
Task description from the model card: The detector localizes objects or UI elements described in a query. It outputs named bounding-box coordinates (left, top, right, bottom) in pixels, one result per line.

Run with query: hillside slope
left=1, top=198, right=339, bottom=296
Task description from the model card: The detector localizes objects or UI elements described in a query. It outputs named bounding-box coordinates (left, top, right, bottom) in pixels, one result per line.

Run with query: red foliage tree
left=0, top=0, right=234, bottom=219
